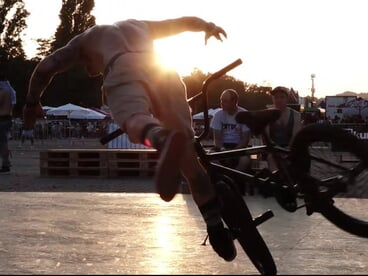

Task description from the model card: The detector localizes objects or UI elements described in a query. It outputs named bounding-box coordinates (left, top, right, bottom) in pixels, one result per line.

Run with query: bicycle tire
left=215, top=175, right=277, bottom=275
left=290, top=123, right=368, bottom=238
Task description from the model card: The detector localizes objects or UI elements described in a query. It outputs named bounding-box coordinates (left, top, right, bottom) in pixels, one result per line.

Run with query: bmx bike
left=188, top=58, right=368, bottom=275
left=101, top=58, right=368, bottom=275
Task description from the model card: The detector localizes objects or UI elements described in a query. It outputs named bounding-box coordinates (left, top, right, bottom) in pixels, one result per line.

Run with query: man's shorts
left=102, top=53, right=194, bottom=139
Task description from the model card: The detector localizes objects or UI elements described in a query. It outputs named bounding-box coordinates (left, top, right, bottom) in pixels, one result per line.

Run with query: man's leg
left=180, top=143, right=236, bottom=262
left=125, top=114, right=186, bottom=202
left=235, top=155, right=252, bottom=195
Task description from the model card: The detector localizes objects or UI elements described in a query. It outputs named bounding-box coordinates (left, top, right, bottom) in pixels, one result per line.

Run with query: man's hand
left=23, top=103, right=45, bottom=130
left=205, top=22, right=227, bottom=45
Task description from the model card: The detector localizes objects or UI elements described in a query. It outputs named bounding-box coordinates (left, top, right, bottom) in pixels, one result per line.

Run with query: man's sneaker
left=207, top=225, right=237, bottom=262
left=0, top=167, right=10, bottom=174
left=154, top=130, right=187, bottom=202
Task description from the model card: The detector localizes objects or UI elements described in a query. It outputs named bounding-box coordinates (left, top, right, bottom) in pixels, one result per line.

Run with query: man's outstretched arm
left=144, top=16, right=227, bottom=45
left=26, top=45, right=78, bottom=104
left=24, top=43, right=79, bottom=130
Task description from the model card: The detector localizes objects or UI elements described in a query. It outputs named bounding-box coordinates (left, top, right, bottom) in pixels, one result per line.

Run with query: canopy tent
left=46, top=103, right=106, bottom=120
left=89, top=106, right=112, bottom=119
left=42, top=105, right=56, bottom=111
left=69, top=109, right=106, bottom=120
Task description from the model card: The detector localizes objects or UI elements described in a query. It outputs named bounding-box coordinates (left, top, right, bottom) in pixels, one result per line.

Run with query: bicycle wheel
left=214, top=174, right=277, bottom=275
left=290, top=123, right=368, bottom=238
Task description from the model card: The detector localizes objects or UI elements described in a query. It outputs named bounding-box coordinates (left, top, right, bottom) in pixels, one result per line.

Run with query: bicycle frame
left=190, top=59, right=297, bottom=200
left=190, top=59, right=363, bottom=215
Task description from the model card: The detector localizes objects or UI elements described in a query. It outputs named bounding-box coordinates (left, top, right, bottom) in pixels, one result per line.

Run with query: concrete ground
left=0, top=139, right=367, bottom=274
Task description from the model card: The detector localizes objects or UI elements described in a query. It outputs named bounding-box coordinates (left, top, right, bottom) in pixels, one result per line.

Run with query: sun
left=153, top=33, right=209, bottom=76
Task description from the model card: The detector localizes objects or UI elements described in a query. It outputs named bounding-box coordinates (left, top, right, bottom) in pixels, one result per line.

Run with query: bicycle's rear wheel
left=290, top=123, right=368, bottom=238
left=215, top=175, right=277, bottom=275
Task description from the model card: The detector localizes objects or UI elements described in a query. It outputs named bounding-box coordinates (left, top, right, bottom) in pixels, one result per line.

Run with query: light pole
left=311, top=73, right=316, bottom=108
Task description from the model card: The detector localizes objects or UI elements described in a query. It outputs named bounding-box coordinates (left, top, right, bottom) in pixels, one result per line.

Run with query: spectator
left=266, top=86, right=302, bottom=172
left=0, top=72, right=16, bottom=107
left=0, top=72, right=16, bottom=173
left=210, top=88, right=252, bottom=189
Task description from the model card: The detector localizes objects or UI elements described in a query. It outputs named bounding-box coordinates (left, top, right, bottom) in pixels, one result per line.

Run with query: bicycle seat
left=236, top=108, right=281, bottom=135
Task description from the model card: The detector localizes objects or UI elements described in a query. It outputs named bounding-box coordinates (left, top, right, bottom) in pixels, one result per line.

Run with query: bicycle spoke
left=306, top=140, right=368, bottom=221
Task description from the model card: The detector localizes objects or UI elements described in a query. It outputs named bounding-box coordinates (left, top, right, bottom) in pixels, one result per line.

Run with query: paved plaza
left=0, top=139, right=367, bottom=274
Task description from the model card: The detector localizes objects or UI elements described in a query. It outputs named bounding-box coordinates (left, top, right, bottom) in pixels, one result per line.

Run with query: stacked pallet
left=40, top=149, right=159, bottom=178
left=107, top=149, right=159, bottom=177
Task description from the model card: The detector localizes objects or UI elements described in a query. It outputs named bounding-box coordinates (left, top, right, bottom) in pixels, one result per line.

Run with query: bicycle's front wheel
left=215, top=175, right=277, bottom=275
left=290, top=123, right=368, bottom=238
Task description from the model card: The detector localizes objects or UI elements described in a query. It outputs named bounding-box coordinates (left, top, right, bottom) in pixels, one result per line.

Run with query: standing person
left=0, top=73, right=17, bottom=108
left=266, top=86, right=302, bottom=172
left=22, top=17, right=236, bottom=261
left=210, top=89, right=251, bottom=172
left=0, top=72, right=16, bottom=173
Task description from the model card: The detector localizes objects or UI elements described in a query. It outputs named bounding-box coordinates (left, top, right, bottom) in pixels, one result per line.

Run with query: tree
left=242, top=84, right=273, bottom=110
left=41, top=0, right=100, bottom=108
left=50, top=0, right=96, bottom=52
left=33, top=38, right=53, bottom=61
left=0, top=0, right=29, bottom=61
left=0, top=0, right=31, bottom=116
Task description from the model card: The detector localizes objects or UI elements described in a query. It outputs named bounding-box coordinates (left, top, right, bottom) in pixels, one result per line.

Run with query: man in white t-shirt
left=210, top=89, right=251, bottom=172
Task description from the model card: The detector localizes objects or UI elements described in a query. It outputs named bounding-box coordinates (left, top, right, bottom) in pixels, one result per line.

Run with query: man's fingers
left=205, top=26, right=227, bottom=45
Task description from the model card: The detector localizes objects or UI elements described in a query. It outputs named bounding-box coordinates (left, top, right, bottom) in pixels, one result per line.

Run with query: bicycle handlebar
left=100, top=58, right=243, bottom=145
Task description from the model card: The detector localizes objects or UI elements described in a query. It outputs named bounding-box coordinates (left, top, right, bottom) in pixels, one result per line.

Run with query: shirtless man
left=23, top=17, right=236, bottom=261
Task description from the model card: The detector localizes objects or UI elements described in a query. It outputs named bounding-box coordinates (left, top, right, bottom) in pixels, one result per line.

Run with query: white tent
left=69, top=109, right=106, bottom=120
left=42, top=105, right=56, bottom=111
left=46, top=103, right=88, bottom=116
left=46, top=103, right=106, bottom=120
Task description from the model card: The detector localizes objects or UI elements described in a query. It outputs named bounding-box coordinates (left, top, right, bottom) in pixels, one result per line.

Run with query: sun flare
left=153, top=34, right=209, bottom=77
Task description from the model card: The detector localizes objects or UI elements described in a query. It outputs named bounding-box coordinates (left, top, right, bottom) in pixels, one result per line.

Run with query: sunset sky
left=22, top=0, right=368, bottom=98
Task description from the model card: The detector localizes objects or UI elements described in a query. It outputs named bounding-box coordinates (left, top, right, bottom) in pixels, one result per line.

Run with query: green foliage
left=0, top=0, right=29, bottom=61
left=50, top=0, right=96, bottom=52
left=41, top=0, right=98, bottom=109
left=34, top=38, right=53, bottom=61
left=0, top=0, right=31, bottom=116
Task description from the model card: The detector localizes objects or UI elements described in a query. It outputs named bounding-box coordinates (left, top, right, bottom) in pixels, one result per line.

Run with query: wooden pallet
left=40, top=167, right=109, bottom=178
left=107, top=149, right=159, bottom=178
left=40, top=149, right=159, bottom=178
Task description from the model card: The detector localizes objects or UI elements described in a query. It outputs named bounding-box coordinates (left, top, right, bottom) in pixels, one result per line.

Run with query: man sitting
left=210, top=89, right=252, bottom=194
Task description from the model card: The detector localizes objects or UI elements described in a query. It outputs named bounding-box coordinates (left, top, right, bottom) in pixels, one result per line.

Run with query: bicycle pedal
left=253, top=209, right=274, bottom=226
